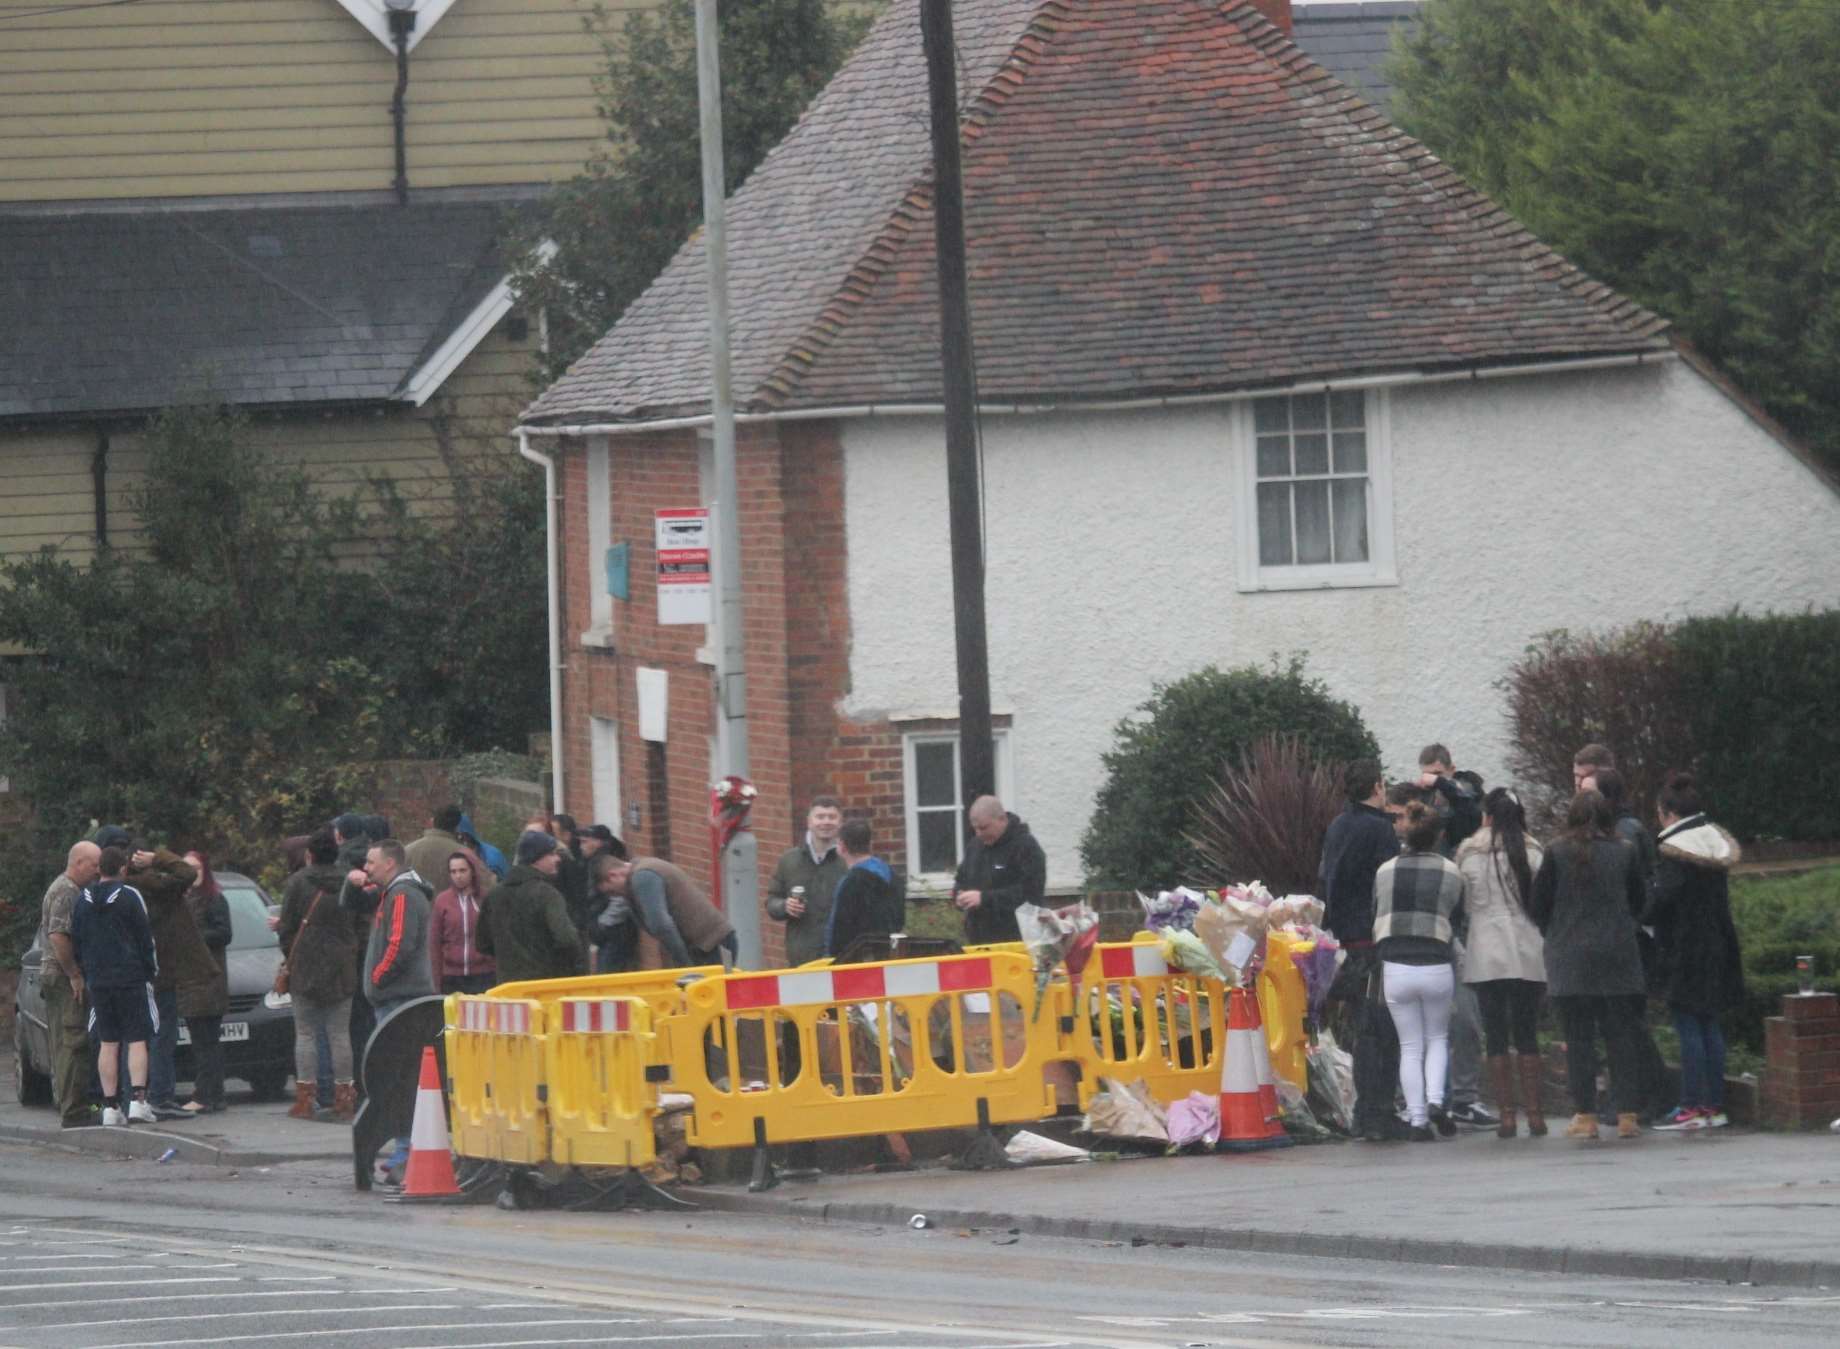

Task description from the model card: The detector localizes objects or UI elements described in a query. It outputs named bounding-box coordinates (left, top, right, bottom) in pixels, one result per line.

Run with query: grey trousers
left=1447, top=977, right=1483, bottom=1107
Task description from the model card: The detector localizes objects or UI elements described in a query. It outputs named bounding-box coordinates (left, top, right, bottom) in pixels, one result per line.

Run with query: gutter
left=516, top=350, right=1675, bottom=439
left=516, top=429, right=566, bottom=814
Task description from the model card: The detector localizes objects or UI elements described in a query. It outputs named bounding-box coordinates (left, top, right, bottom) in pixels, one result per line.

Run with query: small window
left=902, top=731, right=1012, bottom=883
left=1238, top=389, right=1396, bottom=591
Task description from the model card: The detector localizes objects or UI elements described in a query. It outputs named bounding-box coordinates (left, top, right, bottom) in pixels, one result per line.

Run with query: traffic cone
left=394, top=1046, right=462, bottom=1201
left=1217, top=985, right=1292, bottom=1153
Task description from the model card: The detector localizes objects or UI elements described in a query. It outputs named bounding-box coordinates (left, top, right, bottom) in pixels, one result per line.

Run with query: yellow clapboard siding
left=5, top=81, right=601, bottom=120
left=3, top=50, right=603, bottom=95
left=10, top=29, right=598, bottom=74
left=9, top=135, right=594, bottom=184
left=6, top=117, right=606, bottom=162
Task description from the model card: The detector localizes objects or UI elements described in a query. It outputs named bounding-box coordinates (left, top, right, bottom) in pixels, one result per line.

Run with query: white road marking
left=410, top=1336, right=905, bottom=1349
left=114, top=1319, right=652, bottom=1347
left=0, top=1305, right=455, bottom=1331
left=0, top=1289, right=343, bottom=1311
left=0, top=1277, right=238, bottom=1294
left=0, top=1264, right=236, bottom=1279
left=258, top=1275, right=339, bottom=1283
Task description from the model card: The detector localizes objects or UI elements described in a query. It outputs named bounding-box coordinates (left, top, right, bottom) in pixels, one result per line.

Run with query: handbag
left=275, top=888, right=326, bottom=996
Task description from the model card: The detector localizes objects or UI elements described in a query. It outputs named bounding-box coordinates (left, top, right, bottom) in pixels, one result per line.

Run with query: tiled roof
left=0, top=200, right=516, bottom=423
left=1290, top=1, right=1423, bottom=109
left=525, top=0, right=1667, bottom=427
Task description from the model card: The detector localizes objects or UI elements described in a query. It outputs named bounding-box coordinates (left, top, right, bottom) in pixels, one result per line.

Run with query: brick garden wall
left=1764, top=991, right=1840, bottom=1128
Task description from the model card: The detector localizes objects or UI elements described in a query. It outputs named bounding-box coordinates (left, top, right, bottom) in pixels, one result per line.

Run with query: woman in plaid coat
left=1373, top=801, right=1468, bottom=1142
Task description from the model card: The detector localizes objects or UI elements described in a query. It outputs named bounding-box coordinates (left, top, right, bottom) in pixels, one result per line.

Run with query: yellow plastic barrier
left=675, top=950, right=1063, bottom=1149
left=1061, top=938, right=1226, bottom=1108
left=445, top=995, right=548, bottom=1164
left=1258, top=929, right=1314, bottom=1092
left=546, top=996, right=659, bottom=1169
left=489, top=965, right=723, bottom=1023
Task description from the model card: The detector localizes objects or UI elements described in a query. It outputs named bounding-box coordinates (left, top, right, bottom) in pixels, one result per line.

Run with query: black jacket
left=1428, top=775, right=1483, bottom=858
left=1644, top=816, right=1745, bottom=1017
left=1318, top=801, right=1400, bottom=944
left=825, top=858, right=905, bottom=960
left=71, top=880, right=157, bottom=990
left=1531, top=835, right=1647, bottom=998
left=953, top=814, right=1046, bottom=945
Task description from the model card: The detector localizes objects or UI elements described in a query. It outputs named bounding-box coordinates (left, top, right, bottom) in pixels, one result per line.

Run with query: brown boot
left=332, top=1081, right=357, bottom=1123
left=287, top=1081, right=317, bottom=1120
left=1617, top=1111, right=1642, bottom=1139
left=1489, top=1055, right=1516, bottom=1138
left=1518, top=1053, right=1548, bottom=1137
left=1565, top=1112, right=1600, bottom=1139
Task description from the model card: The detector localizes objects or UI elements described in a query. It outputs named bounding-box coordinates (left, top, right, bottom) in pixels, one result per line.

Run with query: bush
left=1503, top=612, right=1840, bottom=840
left=1674, top=611, right=1840, bottom=842
left=1500, top=623, right=1692, bottom=829
left=1728, top=865, right=1840, bottom=1053
left=1081, top=658, right=1379, bottom=890
left=1187, top=733, right=1346, bottom=895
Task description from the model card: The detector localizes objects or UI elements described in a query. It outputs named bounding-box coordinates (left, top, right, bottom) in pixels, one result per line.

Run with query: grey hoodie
left=363, top=870, right=436, bottom=1005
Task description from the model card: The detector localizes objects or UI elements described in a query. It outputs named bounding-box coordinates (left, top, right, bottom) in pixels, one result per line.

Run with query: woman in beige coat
left=1456, top=788, right=1547, bottom=1138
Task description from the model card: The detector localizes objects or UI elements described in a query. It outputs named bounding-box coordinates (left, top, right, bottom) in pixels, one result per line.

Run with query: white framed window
left=902, top=731, right=1013, bottom=885
left=581, top=436, right=614, bottom=647
left=1235, top=388, right=1397, bottom=591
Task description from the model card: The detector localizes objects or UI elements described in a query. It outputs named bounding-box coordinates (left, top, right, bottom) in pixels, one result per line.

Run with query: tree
left=1080, top=659, right=1380, bottom=891
left=506, top=0, right=871, bottom=381
left=1389, top=0, right=1840, bottom=472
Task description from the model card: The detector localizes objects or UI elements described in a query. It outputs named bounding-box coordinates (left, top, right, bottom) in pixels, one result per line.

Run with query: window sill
left=695, top=645, right=716, bottom=667
left=1236, top=568, right=1398, bottom=594
left=578, top=626, right=616, bottom=650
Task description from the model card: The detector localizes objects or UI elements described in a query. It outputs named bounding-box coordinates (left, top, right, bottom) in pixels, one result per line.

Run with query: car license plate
left=176, top=1022, right=249, bottom=1045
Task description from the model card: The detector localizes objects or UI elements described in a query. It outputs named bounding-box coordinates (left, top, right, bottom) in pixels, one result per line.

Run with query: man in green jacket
left=765, top=796, right=848, bottom=966
left=477, top=832, right=586, bottom=985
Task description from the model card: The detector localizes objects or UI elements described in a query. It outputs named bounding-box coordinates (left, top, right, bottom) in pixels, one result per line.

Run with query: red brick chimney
left=1249, top=0, right=1294, bottom=35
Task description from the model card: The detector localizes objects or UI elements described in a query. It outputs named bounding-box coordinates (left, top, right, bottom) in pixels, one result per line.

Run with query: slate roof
left=525, top=0, right=1668, bottom=427
left=0, top=200, right=516, bottom=423
left=1290, top=1, right=1423, bottom=110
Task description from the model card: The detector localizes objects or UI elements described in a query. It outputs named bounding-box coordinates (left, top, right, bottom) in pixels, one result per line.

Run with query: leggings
left=1383, top=960, right=1454, bottom=1127
left=294, top=994, right=354, bottom=1086
left=1470, top=979, right=1543, bottom=1056
left=188, top=1015, right=225, bottom=1108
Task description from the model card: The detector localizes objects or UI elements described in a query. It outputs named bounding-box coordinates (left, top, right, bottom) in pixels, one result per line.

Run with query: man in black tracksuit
left=952, top=796, right=1047, bottom=945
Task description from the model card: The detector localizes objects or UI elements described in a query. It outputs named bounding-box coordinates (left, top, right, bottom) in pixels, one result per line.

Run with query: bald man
left=39, top=840, right=102, bottom=1127
left=952, top=795, right=1047, bottom=945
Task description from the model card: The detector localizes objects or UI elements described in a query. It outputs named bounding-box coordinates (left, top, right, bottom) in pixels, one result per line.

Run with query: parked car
left=14, top=869, right=295, bottom=1105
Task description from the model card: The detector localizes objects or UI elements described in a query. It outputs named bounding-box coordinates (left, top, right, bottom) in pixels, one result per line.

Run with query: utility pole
left=920, top=0, right=996, bottom=803
left=694, top=0, right=760, bottom=966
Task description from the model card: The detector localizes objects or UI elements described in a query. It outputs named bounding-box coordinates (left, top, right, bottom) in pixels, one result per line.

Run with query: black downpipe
left=91, top=426, right=109, bottom=546
left=389, top=9, right=416, bottom=206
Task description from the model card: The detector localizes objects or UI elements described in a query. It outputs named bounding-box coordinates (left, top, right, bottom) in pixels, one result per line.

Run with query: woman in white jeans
left=1373, top=800, right=1469, bottom=1142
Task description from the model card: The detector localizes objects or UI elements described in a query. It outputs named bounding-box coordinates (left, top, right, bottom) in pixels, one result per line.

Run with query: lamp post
left=385, top=0, right=416, bottom=206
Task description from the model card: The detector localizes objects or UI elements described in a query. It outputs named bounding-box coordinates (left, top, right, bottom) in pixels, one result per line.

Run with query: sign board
left=635, top=667, right=668, bottom=743
left=655, top=508, right=711, bottom=625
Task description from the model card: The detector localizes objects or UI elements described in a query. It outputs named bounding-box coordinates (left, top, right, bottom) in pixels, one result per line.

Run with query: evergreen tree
left=507, top=0, right=871, bottom=381
left=1389, top=0, right=1840, bottom=471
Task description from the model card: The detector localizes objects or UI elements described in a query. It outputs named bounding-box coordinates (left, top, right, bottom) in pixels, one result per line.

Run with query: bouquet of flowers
left=1016, top=900, right=1100, bottom=1020
left=1136, top=886, right=1205, bottom=934
left=1194, top=881, right=1274, bottom=985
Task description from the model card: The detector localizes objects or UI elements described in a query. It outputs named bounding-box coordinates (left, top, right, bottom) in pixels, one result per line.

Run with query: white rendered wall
left=839, top=360, right=1840, bottom=890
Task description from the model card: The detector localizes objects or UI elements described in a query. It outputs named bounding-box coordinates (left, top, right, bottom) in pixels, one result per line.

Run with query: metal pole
left=920, top=0, right=996, bottom=803
left=695, top=0, right=760, bottom=967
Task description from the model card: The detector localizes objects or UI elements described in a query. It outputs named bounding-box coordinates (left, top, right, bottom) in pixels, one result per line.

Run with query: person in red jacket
left=429, top=852, right=497, bottom=995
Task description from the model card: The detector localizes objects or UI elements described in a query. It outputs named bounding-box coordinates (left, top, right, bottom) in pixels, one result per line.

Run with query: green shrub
left=1081, top=658, right=1379, bottom=890
left=1503, top=610, right=1840, bottom=840
left=1674, top=611, right=1840, bottom=842
left=1729, top=865, right=1840, bottom=1052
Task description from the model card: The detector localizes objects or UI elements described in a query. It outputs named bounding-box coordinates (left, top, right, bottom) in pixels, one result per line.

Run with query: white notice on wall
left=655, top=508, right=711, bottom=625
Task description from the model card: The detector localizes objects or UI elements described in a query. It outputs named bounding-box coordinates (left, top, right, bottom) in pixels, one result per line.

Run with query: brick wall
left=348, top=759, right=454, bottom=839
left=1764, top=992, right=1840, bottom=1128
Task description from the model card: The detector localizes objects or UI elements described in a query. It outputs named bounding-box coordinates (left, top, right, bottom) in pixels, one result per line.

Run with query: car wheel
left=14, top=1015, right=53, bottom=1107
left=245, top=1068, right=290, bottom=1102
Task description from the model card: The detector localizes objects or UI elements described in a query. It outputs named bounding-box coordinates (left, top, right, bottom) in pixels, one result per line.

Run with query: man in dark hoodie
left=477, top=831, right=587, bottom=984
left=70, top=846, right=159, bottom=1126
left=952, top=796, right=1046, bottom=945
left=825, top=819, right=904, bottom=960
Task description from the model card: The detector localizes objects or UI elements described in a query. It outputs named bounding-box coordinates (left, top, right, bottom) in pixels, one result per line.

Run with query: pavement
left=9, top=1063, right=1840, bottom=1292
left=697, top=1122, right=1840, bottom=1291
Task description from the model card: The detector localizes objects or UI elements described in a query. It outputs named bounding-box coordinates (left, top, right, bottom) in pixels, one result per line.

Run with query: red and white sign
left=458, top=1000, right=532, bottom=1034
left=561, top=1000, right=634, bottom=1034
left=1096, top=944, right=1179, bottom=981
left=722, top=956, right=996, bottom=1012
left=655, top=508, right=711, bottom=625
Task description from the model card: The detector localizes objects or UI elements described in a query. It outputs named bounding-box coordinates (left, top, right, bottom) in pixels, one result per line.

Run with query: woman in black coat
left=1644, top=772, right=1744, bottom=1131
left=1531, top=790, right=1649, bottom=1140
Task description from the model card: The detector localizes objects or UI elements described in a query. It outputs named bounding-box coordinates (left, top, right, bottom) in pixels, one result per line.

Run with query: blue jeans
left=148, top=987, right=180, bottom=1106
left=1674, top=1008, right=1726, bottom=1109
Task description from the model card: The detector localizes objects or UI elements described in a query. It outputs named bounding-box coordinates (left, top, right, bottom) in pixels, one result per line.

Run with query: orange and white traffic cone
left=1217, top=985, right=1292, bottom=1153
left=393, top=1046, right=462, bottom=1201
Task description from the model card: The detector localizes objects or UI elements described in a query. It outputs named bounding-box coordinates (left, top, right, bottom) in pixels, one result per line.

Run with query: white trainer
left=127, top=1099, right=157, bottom=1125
left=102, top=1107, right=127, bottom=1127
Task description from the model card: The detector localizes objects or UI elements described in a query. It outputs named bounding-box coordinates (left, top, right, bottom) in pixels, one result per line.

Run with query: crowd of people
left=1319, top=741, right=1745, bottom=1143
